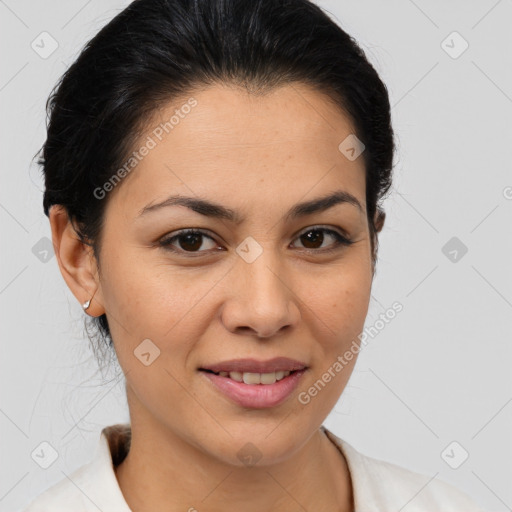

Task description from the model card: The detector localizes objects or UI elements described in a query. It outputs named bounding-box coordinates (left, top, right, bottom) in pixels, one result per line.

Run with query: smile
left=199, top=368, right=307, bottom=408
left=203, top=369, right=293, bottom=384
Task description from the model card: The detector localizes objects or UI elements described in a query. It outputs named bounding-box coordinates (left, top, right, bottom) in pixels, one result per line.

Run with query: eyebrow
left=137, top=189, right=363, bottom=223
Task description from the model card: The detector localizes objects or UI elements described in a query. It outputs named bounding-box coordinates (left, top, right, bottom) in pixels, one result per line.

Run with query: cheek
left=303, top=261, right=372, bottom=339
left=297, top=274, right=370, bottom=418
left=100, top=253, right=225, bottom=372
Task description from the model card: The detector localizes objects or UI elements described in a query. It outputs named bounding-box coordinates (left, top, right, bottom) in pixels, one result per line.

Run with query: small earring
left=82, top=289, right=97, bottom=311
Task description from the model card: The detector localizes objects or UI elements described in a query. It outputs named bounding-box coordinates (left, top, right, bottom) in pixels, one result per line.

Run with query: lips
left=201, top=367, right=307, bottom=408
left=199, top=356, right=308, bottom=374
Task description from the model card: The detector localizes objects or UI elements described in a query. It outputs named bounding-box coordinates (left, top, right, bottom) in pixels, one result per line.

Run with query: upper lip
left=200, top=357, right=308, bottom=374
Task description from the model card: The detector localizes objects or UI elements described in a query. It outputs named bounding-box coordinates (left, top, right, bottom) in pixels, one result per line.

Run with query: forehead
left=106, top=82, right=366, bottom=218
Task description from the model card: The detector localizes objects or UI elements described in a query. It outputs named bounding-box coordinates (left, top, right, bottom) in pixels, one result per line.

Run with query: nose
left=220, top=249, right=300, bottom=339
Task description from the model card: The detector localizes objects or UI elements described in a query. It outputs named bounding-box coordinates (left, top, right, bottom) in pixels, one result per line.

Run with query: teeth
left=217, top=370, right=292, bottom=384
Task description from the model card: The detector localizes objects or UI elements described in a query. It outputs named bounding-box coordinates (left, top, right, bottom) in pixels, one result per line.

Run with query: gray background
left=1, top=1, right=511, bottom=510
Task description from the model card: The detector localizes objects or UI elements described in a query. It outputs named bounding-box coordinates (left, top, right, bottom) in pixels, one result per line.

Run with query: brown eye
left=299, top=229, right=325, bottom=249
left=176, top=232, right=203, bottom=251
left=159, top=229, right=219, bottom=254
left=291, top=227, right=354, bottom=252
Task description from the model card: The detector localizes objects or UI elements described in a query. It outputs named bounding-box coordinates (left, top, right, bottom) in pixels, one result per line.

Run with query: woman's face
left=63, top=83, right=379, bottom=465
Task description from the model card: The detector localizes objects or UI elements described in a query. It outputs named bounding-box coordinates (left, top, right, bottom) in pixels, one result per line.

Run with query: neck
left=114, top=398, right=353, bottom=512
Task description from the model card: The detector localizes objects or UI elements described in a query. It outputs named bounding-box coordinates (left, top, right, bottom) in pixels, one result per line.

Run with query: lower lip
left=200, top=369, right=307, bottom=409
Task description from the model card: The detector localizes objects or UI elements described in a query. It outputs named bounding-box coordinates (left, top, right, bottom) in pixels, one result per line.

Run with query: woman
left=23, top=0, right=483, bottom=510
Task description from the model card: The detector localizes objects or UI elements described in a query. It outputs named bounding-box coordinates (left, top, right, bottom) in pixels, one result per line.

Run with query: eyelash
left=158, top=226, right=355, bottom=257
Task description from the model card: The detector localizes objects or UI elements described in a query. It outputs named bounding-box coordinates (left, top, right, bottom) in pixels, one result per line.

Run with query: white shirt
left=21, top=423, right=484, bottom=511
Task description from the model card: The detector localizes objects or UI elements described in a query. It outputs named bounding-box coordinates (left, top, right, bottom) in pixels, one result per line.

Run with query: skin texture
left=50, top=82, right=385, bottom=512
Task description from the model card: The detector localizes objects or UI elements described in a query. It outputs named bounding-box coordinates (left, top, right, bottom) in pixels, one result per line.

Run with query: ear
left=370, top=208, right=386, bottom=272
left=49, top=205, right=105, bottom=317
left=374, top=208, right=386, bottom=234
